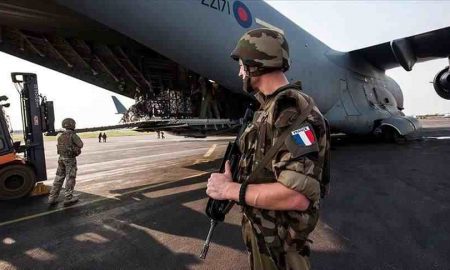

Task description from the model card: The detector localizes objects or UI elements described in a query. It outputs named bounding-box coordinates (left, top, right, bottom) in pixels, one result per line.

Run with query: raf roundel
left=233, top=1, right=252, bottom=28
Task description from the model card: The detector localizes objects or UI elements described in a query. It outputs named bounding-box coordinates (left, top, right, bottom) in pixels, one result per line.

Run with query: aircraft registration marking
left=201, top=0, right=231, bottom=14
left=201, top=0, right=253, bottom=28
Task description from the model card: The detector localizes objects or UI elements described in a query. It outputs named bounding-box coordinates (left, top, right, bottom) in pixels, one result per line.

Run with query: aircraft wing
left=350, top=27, right=450, bottom=71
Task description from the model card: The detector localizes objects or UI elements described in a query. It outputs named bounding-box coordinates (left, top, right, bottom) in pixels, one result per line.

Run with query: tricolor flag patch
left=291, top=126, right=316, bottom=146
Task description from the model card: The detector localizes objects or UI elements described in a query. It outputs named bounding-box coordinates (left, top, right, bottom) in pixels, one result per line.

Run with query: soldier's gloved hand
left=206, top=161, right=234, bottom=200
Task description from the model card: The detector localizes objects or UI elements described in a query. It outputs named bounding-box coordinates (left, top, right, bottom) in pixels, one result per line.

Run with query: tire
left=0, top=164, right=36, bottom=200
left=392, top=130, right=407, bottom=144
left=383, top=127, right=406, bottom=144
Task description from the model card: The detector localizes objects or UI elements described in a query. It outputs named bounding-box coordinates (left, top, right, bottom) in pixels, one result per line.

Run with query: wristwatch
left=238, top=182, right=249, bottom=206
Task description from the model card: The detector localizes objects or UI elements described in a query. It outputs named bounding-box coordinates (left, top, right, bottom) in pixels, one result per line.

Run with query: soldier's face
left=239, top=61, right=258, bottom=93
left=238, top=63, right=247, bottom=79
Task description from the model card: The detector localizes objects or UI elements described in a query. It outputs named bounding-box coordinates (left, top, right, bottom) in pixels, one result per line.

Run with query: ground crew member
left=98, top=132, right=102, bottom=143
left=102, top=132, right=107, bottom=142
left=206, top=28, right=330, bottom=270
left=48, top=118, right=84, bottom=206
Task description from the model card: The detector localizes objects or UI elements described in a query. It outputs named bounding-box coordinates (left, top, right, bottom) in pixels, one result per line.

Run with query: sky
left=1, top=1, right=449, bottom=130
left=265, top=0, right=450, bottom=115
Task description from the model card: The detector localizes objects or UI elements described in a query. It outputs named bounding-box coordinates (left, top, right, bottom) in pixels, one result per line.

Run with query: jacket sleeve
left=271, top=108, right=321, bottom=202
left=272, top=151, right=321, bottom=203
left=72, top=134, right=84, bottom=149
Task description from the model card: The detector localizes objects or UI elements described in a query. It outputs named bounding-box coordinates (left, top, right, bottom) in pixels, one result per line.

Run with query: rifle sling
left=245, top=96, right=314, bottom=185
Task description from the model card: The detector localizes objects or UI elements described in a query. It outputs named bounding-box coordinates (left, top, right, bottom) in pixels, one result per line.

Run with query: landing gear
left=0, top=164, right=36, bottom=200
left=382, top=127, right=407, bottom=144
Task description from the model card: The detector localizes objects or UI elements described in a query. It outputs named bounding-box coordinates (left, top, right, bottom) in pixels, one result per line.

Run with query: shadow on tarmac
left=0, top=172, right=246, bottom=269
left=1, top=132, right=450, bottom=269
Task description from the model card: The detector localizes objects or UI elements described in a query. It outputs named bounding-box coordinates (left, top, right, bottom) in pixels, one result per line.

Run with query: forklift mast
left=11, top=73, right=55, bottom=181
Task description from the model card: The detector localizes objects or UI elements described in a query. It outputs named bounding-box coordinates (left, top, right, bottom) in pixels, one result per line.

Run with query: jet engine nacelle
left=433, top=66, right=450, bottom=100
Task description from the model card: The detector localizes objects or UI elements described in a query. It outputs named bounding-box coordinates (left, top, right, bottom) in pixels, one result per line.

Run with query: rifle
left=199, top=108, right=253, bottom=259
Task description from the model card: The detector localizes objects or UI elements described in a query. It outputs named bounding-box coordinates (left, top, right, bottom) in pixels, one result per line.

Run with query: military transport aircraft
left=0, top=0, right=449, bottom=140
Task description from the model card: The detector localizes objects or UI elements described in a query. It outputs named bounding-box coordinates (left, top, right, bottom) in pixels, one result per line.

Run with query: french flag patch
left=291, top=126, right=316, bottom=146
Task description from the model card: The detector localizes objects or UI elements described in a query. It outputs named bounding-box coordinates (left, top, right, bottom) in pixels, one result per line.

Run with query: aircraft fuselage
left=53, top=0, right=419, bottom=136
left=0, top=0, right=424, bottom=137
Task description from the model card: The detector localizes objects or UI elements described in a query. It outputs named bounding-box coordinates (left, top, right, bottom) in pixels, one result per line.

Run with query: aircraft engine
left=433, top=66, right=450, bottom=100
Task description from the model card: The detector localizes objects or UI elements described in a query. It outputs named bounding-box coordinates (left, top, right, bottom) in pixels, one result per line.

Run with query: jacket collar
left=253, top=81, right=302, bottom=107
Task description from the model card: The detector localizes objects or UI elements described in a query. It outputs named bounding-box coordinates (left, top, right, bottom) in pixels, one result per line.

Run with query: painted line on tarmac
left=203, top=144, right=217, bottom=158
left=0, top=172, right=209, bottom=228
left=49, top=147, right=212, bottom=175
left=45, top=141, right=196, bottom=159
left=425, top=136, right=450, bottom=140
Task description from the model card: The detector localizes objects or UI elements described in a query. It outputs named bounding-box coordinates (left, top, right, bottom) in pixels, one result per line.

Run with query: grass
left=12, top=129, right=147, bottom=142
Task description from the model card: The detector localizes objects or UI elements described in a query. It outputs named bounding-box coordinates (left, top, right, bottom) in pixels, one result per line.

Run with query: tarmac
left=0, top=120, right=449, bottom=270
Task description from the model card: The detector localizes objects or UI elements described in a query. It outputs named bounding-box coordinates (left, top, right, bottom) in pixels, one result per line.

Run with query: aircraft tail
left=111, top=96, right=128, bottom=114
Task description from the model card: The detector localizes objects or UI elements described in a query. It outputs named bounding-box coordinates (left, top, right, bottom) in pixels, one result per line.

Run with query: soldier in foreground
left=48, top=118, right=84, bottom=206
left=206, top=28, right=330, bottom=269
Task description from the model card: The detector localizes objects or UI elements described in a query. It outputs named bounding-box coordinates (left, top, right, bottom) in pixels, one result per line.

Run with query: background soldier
left=98, top=132, right=102, bottom=143
left=102, top=132, right=107, bottom=142
left=206, top=28, right=330, bottom=270
left=48, top=118, right=84, bottom=206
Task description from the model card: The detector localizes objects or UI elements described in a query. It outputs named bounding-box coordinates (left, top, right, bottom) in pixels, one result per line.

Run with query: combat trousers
left=242, top=217, right=311, bottom=270
left=49, top=157, right=78, bottom=200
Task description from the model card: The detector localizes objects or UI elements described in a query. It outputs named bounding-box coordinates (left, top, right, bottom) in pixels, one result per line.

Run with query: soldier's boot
left=48, top=181, right=63, bottom=205
left=48, top=196, right=58, bottom=205
left=63, top=195, right=79, bottom=206
left=63, top=177, right=78, bottom=206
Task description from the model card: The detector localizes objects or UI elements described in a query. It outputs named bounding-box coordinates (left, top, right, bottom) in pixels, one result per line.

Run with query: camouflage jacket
left=57, top=130, right=84, bottom=158
left=238, top=82, right=330, bottom=265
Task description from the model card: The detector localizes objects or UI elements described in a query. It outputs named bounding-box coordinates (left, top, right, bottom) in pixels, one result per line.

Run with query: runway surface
left=1, top=124, right=449, bottom=270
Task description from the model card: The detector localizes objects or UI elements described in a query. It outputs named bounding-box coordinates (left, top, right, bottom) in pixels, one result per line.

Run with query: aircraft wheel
left=383, top=127, right=406, bottom=144
left=392, top=131, right=407, bottom=144
left=0, top=164, right=36, bottom=200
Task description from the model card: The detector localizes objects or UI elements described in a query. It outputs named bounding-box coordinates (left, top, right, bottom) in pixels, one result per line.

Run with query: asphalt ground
left=1, top=121, right=449, bottom=270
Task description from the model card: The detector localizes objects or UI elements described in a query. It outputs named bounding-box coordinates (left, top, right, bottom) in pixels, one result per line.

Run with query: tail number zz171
left=201, top=0, right=231, bottom=14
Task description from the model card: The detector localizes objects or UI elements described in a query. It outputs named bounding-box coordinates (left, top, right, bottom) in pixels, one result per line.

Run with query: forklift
left=0, top=73, right=55, bottom=200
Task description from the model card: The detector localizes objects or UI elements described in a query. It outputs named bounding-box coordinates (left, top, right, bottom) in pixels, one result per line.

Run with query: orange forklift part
left=0, top=153, right=18, bottom=166
left=30, top=182, right=50, bottom=197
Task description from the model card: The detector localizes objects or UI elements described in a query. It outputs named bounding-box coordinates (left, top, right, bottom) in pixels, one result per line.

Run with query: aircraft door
left=339, top=79, right=360, bottom=116
left=363, top=84, right=379, bottom=107
left=363, top=83, right=396, bottom=108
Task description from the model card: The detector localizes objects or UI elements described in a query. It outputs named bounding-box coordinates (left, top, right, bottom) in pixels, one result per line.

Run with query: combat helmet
left=62, top=118, right=76, bottom=130
left=230, top=28, right=290, bottom=76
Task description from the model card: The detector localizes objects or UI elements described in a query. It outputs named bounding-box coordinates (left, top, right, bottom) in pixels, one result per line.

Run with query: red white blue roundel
left=233, top=1, right=252, bottom=28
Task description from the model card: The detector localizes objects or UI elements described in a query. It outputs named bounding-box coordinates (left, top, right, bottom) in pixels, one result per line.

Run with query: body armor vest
left=57, top=131, right=81, bottom=158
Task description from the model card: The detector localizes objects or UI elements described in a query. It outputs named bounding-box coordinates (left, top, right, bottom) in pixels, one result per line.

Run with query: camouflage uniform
left=231, top=29, right=331, bottom=270
left=49, top=119, right=83, bottom=203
